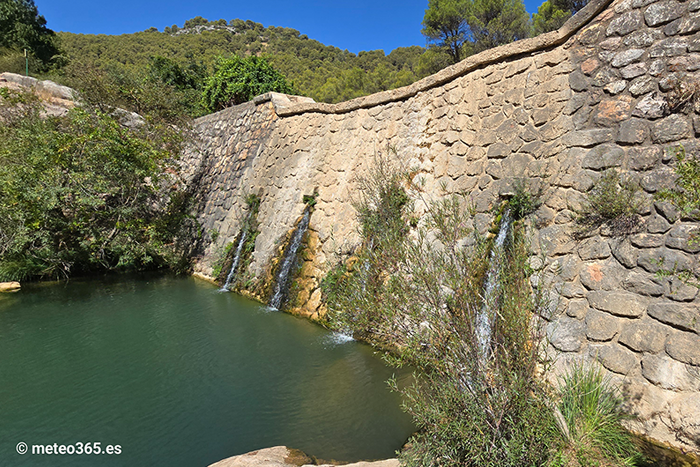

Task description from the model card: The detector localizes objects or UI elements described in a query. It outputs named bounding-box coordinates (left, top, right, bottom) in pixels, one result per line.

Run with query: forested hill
left=57, top=18, right=429, bottom=104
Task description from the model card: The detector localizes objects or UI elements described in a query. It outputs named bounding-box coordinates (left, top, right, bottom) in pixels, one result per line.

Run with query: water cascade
left=476, top=210, right=512, bottom=364
left=269, top=208, right=311, bottom=310
left=220, top=229, right=248, bottom=292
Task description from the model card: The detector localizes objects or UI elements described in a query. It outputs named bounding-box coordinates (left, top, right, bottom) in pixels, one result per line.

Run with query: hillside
left=57, top=18, right=429, bottom=104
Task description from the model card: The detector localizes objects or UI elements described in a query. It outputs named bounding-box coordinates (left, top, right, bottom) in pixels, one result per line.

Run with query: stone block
left=633, top=93, right=667, bottom=119
left=666, top=330, right=700, bottom=365
left=585, top=309, right=621, bottom=341
left=621, top=270, right=665, bottom=296
left=649, top=38, right=689, bottom=57
left=651, top=114, right=691, bottom=143
left=611, top=49, right=645, bottom=67
left=618, top=119, right=650, bottom=145
left=578, top=236, right=612, bottom=260
left=629, top=146, right=662, bottom=170
left=619, top=318, right=670, bottom=353
left=563, top=129, right=614, bottom=148
left=587, top=290, right=648, bottom=317
left=594, top=96, right=634, bottom=126
left=665, top=224, right=700, bottom=253
left=567, top=298, right=589, bottom=319
left=637, top=247, right=695, bottom=274
left=665, top=277, right=699, bottom=302
left=582, top=144, right=625, bottom=170
left=589, top=343, right=639, bottom=374
left=641, top=354, right=700, bottom=390
left=548, top=316, right=586, bottom=352
left=608, top=10, right=644, bottom=35
left=624, top=61, right=651, bottom=78
left=679, top=15, right=700, bottom=34
left=644, top=1, right=686, bottom=27
left=648, top=300, right=700, bottom=333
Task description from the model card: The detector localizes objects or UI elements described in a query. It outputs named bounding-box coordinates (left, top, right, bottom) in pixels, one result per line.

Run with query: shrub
left=0, top=89, right=194, bottom=281
left=325, top=151, right=557, bottom=467
left=549, top=364, right=644, bottom=467
left=576, top=170, right=642, bottom=237
left=201, top=55, right=293, bottom=112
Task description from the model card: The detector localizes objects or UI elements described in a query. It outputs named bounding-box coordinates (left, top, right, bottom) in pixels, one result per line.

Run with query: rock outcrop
left=208, top=446, right=399, bottom=467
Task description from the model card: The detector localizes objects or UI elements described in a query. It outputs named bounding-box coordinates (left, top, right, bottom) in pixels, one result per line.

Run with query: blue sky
left=35, top=0, right=544, bottom=55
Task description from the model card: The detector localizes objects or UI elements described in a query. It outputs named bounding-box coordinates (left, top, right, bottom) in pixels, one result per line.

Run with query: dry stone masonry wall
left=182, top=0, right=699, bottom=454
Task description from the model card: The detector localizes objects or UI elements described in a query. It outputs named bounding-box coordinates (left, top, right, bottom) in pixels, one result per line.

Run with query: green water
left=0, top=275, right=414, bottom=466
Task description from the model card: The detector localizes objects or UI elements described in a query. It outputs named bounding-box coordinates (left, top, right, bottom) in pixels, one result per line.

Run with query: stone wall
left=182, top=0, right=699, bottom=454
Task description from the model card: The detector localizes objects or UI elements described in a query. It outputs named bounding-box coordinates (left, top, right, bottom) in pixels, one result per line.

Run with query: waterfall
left=219, top=229, right=248, bottom=292
left=269, top=208, right=311, bottom=310
left=476, top=210, right=512, bottom=363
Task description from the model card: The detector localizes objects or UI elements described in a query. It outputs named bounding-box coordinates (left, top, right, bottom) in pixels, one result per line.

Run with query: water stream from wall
left=220, top=229, right=248, bottom=292
left=476, top=210, right=512, bottom=364
left=269, top=208, right=311, bottom=310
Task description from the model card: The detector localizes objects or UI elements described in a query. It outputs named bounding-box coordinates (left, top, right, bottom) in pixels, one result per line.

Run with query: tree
left=201, top=55, right=293, bottom=112
left=532, top=0, right=570, bottom=35
left=533, top=0, right=589, bottom=35
left=467, top=0, right=531, bottom=53
left=0, top=0, right=60, bottom=68
left=422, top=0, right=471, bottom=64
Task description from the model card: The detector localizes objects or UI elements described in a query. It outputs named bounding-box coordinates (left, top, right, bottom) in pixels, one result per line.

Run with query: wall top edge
left=196, top=0, right=613, bottom=123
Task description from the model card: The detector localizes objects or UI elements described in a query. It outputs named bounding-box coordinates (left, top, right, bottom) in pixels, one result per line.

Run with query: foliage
left=55, top=19, right=427, bottom=105
left=201, top=55, right=293, bottom=112
left=0, top=0, right=61, bottom=71
left=0, top=89, right=194, bottom=281
left=422, top=0, right=472, bottom=63
left=507, top=179, right=543, bottom=220
left=467, top=0, right=532, bottom=53
left=549, top=364, right=643, bottom=467
left=61, top=60, right=204, bottom=122
left=532, top=1, right=571, bottom=35
left=324, top=151, right=557, bottom=467
left=576, top=170, right=642, bottom=237
left=658, top=145, right=700, bottom=218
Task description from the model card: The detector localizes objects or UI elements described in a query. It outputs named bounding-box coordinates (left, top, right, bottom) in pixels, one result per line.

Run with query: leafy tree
left=532, top=0, right=570, bottom=35
left=201, top=55, right=293, bottom=112
left=422, top=0, right=471, bottom=63
left=0, top=0, right=60, bottom=69
left=533, top=0, right=589, bottom=35
left=183, top=16, right=208, bottom=29
left=467, top=0, right=531, bottom=53
left=0, top=89, right=194, bottom=281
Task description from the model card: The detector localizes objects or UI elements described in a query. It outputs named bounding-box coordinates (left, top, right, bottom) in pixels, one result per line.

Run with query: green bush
left=576, top=170, right=642, bottom=237
left=201, top=55, right=293, bottom=112
left=0, top=89, right=194, bottom=281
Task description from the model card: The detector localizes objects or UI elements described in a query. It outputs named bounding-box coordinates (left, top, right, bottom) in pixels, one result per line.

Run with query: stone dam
left=180, top=0, right=700, bottom=455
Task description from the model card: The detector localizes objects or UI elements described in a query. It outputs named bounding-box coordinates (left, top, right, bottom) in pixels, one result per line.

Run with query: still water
left=0, top=275, right=414, bottom=466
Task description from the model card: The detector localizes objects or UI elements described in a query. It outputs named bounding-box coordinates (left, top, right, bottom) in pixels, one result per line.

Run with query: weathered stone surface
left=590, top=343, right=639, bottom=374
left=563, top=129, right=614, bottom=147
left=582, top=144, right=624, bottom=169
left=594, top=96, right=634, bottom=125
left=666, top=277, right=699, bottom=302
left=580, top=259, right=627, bottom=290
left=648, top=300, right=700, bottom=332
left=608, top=10, right=645, bottom=35
left=641, top=354, right=700, bottom=390
left=587, top=290, right=648, bottom=317
left=569, top=70, right=589, bottom=91
left=633, top=92, right=667, bottom=119
left=619, top=318, right=670, bottom=353
left=548, top=316, right=586, bottom=352
left=628, top=146, right=662, bottom=170
left=621, top=270, right=665, bottom=296
left=567, top=298, right=589, bottom=319
left=649, top=37, right=689, bottom=57
left=651, top=114, right=692, bottom=142
left=611, top=238, right=639, bottom=268
left=637, top=247, right=695, bottom=273
left=586, top=309, right=621, bottom=341
left=578, top=236, right=611, bottom=260
left=611, top=49, right=645, bottom=67
left=666, top=330, right=700, bottom=365
left=644, top=1, right=686, bottom=26
left=618, top=119, right=649, bottom=144
left=666, top=224, right=700, bottom=253
left=209, top=446, right=400, bottom=467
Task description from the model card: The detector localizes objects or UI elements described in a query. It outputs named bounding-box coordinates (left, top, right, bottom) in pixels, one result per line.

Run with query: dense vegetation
left=0, top=87, right=197, bottom=281
left=0, top=0, right=62, bottom=72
